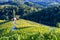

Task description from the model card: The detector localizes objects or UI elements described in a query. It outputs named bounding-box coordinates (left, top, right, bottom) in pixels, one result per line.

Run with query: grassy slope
left=0, top=19, right=60, bottom=40
left=0, top=20, right=5, bottom=22
left=0, top=19, right=51, bottom=33
left=0, top=19, right=57, bottom=33
left=0, top=19, right=51, bottom=28
left=0, top=19, right=60, bottom=34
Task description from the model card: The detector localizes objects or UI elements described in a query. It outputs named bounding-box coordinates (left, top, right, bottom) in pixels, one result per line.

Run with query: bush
left=56, top=23, right=60, bottom=27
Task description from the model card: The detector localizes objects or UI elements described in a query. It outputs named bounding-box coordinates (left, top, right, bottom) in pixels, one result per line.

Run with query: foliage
left=0, top=19, right=60, bottom=40
left=0, top=3, right=38, bottom=20
left=22, top=5, right=60, bottom=27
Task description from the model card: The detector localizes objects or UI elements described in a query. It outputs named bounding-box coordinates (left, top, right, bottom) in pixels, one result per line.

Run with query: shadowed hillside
left=22, top=5, right=60, bottom=27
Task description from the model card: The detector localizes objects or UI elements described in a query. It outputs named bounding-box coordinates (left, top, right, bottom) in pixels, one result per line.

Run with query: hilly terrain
left=0, top=1, right=60, bottom=27
left=0, top=19, right=60, bottom=40
left=0, top=0, right=60, bottom=40
left=22, top=5, right=60, bottom=27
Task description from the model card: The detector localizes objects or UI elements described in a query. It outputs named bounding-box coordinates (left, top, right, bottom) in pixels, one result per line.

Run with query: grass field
left=0, top=20, right=5, bottom=22
left=0, top=19, right=60, bottom=40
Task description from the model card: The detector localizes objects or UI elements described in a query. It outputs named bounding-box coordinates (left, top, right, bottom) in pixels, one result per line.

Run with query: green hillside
left=0, top=19, right=50, bottom=29
left=0, top=20, right=5, bottom=22
left=0, top=1, right=60, bottom=40
left=0, top=19, right=60, bottom=40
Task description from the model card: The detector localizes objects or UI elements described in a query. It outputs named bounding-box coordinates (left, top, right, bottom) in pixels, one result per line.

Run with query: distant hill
left=24, top=2, right=44, bottom=9
left=24, top=0, right=60, bottom=8
left=0, top=1, right=18, bottom=6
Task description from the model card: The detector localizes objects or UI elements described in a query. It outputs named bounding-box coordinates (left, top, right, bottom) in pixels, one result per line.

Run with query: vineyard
left=0, top=19, right=60, bottom=40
